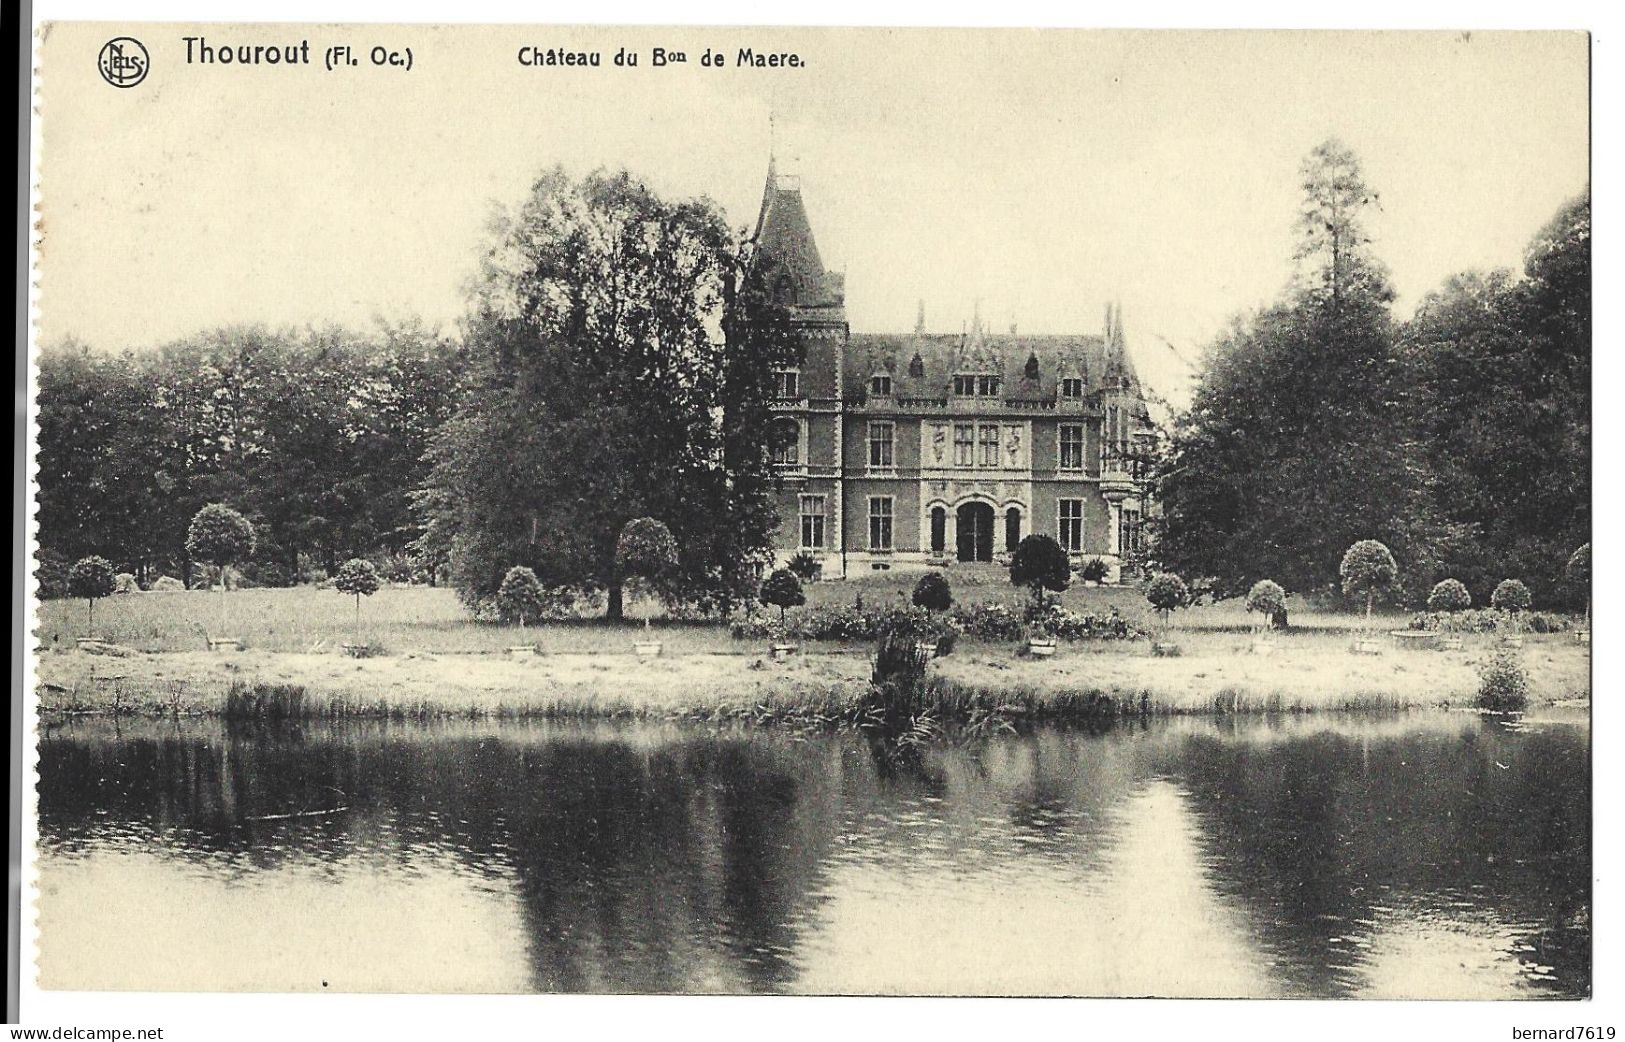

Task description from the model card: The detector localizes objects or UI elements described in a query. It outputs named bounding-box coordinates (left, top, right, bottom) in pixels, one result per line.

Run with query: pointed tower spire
left=915, top=299, right=926, bottom=336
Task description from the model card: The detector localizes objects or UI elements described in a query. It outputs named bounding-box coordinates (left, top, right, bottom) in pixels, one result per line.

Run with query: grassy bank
left=34, top=627, right=1589, bottom=724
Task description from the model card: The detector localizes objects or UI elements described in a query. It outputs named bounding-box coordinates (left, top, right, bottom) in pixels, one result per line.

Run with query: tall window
left=869, top=497, right=894, bottom=551
left=1059, top=498, right=1085, bottom=553
left=870, top=374, right=892, bottom=397
left=978, top=424, right=1000, bottom=467
left=1119, top=506, right=1142, bottom=558
left=868, top=421, right=895, bottom=469
left=978, top=375, right=1002, bottom=397
left=799, top=495, right=826, bottom=549
left=771, top=418, right=799, bottom=466
left=774, top=369, right=800, bottom=399
left=930, top=506, right=947, bottom=552
left=953, top=375, right=974, bottom=396
left=953, top=424, right=975, bottom=467
left=1059, top=424, right=1085, bottom=471
left=1061, top=377, right=1084, bottom=399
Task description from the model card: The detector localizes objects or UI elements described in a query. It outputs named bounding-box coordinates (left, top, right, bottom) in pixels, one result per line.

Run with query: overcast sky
left=37, top=26, right=1588, bottom=405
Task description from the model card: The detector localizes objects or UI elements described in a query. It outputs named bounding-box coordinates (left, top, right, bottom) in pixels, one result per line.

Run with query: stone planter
left=342, top=643, right=374, bottom=659
left=505, top=644, right=538, bottom=658
left=1500, top=634, right=1524, bottom=649
left=1027, top=638, right=1057, bottom=658
left=1437, top=635, right=1465, bottom=651
left=633, top=640, right=663, bottom=659
left=770, top=642, right=799, bottom=662
left=1151, top=641, right=1182, bottom=657
left=208, top=638, right=241, bottom=652
left=1574, top=630, right=1590, bottom=646
left=1351, top=638, right=1384, bottom=656
left=75, top=637, right=107, bottom=652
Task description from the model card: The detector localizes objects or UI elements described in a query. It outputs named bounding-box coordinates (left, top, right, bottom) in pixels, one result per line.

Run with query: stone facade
left=756, top=165, right=1155, bottom=581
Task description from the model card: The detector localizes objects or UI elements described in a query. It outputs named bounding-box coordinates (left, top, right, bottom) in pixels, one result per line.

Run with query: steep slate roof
left=754, top=162, right=845, bottom=309
left=845, top=327, right=1144, bottom=405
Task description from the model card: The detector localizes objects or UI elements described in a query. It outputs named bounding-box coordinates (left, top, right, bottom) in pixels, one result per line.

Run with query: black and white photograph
left=18, top=15, right=1601, bottom=1032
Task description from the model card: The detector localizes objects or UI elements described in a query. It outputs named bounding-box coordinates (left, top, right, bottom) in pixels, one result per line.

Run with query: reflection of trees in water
left=1170, top=719, right=1590, bottom=997
left=38, top=721, right=848, bottom=994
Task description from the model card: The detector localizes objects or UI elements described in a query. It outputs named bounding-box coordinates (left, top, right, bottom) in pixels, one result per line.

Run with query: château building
left=756, top=163, right=1156, bottom=581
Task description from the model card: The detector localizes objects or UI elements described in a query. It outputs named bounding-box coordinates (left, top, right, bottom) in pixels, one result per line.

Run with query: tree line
left=1156, top=140, right=1589, bottom=611
left=36, top=167, right=801, bottom=620
left=36, top=320, right=466, bottom=592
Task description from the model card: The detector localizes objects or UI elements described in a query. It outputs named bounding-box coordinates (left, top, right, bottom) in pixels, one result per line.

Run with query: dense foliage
left=36, top=323, right=465, bottom=591
left=730, top=598, right=1145, bottom=644
left=1145, top=572, right=1189, bottom=622
left=911, top=572, right=953, bottom=612
left=1426, top=578, right=1472, bottom=614
left=185, top=504, right=257, bottom=578
left=1340, top=539, right=1399, bottom=618
left=1157, top=138, right=1588, bottom=610
left=758, top=568, right=806, bottom=625
left=1477, top=648, right=1530, bottom=712
left=496, top=566, right=545, bottom=627
left=1010, top=535, right=1071, bottom=607
left=66, top=555, right=116, bottom=630
left=418, top=168, right=799, bottom=621
left=1244, top=580, right=1286, bottom=623
left=1491, top=579, right=1533, bottom=614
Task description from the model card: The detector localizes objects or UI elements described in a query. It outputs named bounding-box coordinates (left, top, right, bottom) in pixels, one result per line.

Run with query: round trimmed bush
left=759, top=568, right=806, bottom=626
left=1245, top=580, right=1286, bottom=626
left=911, top=572, right=953, bottom=613
left=616, top=517, right=680, bottom=626
left=1146, top=573, right=1190, bottom=618
left=1011, top=534, right=1071, bottom=608
left=67, top=555, right=117, bottom=632
left=1491, top=579, right=1532, bottom=614
left=1340, top=539, right=1399, bottom=619
left=334, top=558, right=382, bottom=636
left=186, top=503, right=257, bottom=577
left=1427, top=578, right=1472, bottom=614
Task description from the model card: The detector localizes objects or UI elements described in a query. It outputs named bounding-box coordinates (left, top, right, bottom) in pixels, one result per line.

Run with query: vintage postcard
left=24, top=20, right=1591, bottom=1016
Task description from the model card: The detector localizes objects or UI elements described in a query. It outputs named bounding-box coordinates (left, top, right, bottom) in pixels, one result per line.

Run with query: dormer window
left=953, top=374, right=1002, bottom=397
left=1061, top=377, right=1085, bottom=399
left=870, top=374, right=892, bottom=397
left=773, top=369, right=800, bottom=399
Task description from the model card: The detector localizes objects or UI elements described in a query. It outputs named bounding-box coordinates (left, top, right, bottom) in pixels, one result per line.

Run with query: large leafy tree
left=1157, top=140, right=1451, bottom=602
left=1401, top=192, right=1589, bottom=607
left=420, top=167, right=797, bottom=619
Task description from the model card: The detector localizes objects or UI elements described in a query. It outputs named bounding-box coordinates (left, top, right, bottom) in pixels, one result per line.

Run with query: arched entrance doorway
left=956, top=501, right=995, bottom=562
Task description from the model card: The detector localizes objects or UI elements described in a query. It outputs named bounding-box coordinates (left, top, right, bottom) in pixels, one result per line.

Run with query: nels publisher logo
left=98, top=37, right=149, bottom=88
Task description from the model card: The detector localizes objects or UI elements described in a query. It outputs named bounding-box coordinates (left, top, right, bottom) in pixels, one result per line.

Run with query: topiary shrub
left=759, top=568, right=806, bottom=629
left=333, top=558, right=382, bottom=640
left=911, top=572, right=953, bottom=613
left=1011, top=534, right=1071, bottom=614
left=616, top=517, right=680, bottom=629
left=67, top=556, right=117, bottom=635
left=1145, top=572, right=1190, bottom=631
left=1427, top=578, right=1472, bottom=614
left=1340, top=539, right=1399, bottom=623
left=1245, top=580, right=1286, bottom=632
left=496, top=566, right=545, bottom=628
left=1476, top=647, right=1529, bottom=712
left=113, top=572, right=140, bottom=594
left=187, top=503, right=257, bottom=631
left=1490, top=578, right=1532, bottom=634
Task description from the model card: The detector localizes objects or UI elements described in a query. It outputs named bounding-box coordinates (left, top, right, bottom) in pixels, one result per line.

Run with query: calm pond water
left=35, top=710, right=1589, bottom=998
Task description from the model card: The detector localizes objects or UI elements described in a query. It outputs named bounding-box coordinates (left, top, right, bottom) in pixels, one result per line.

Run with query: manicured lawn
left=34, top=585, right=744, bottom=656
